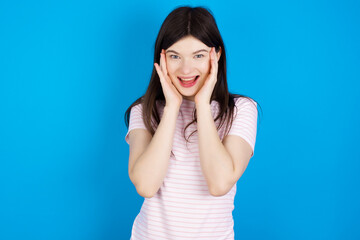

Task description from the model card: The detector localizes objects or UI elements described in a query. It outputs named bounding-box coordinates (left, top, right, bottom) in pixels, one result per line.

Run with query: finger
left=209, top=48, right=216, bottom=76
left=156, top=62, right=180, bottom=98
left=154, top=63, right=165, bottom=84
left=210, top=48, right=218, bottom=82
left=213, top=47, right=217, bottom=62
left=160, top=50, right=165, bottom=73
left=214, top=47, right=219, bottom=69
left=159, top=51, right=163, bottom=71
left=211, top=48, right=216, bottom=67
left=213, top=47, right=218, bottom=68
left=158, top=51, right=169, bottom=80
left=160, top=50, right=169, bottom=77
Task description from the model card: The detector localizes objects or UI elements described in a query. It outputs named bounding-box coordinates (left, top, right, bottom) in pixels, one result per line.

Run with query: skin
left=161, top=36, right=220, bottom=103
left=128, top=35, right=253, bottom=198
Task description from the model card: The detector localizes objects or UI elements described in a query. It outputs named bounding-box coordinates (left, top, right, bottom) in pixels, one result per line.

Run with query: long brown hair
left=125, top=6, right=260, bottom=141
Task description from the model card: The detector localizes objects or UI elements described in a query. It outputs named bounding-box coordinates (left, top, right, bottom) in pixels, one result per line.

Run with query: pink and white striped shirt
left=125, top=97, right=258, bottom=240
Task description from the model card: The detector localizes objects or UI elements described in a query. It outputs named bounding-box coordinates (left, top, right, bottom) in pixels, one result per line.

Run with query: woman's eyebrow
left=193, top=49, right=209, bottom=54
left=165, top=50, right=179, bottom=54
left=165, top=49, right=209, bottom=54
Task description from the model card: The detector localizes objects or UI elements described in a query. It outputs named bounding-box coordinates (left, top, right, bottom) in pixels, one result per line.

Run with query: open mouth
left=177, top=76, right=199, bottom=88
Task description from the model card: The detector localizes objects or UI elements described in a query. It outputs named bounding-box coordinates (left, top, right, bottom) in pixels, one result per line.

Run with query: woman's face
left=165, top=35, right=221, bottom=101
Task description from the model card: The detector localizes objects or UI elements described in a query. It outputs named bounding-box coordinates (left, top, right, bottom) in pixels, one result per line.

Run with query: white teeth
left=180, top=76, right=197, bottom=81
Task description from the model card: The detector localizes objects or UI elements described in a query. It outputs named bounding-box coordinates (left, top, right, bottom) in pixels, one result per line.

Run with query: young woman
left=125, top=6, right=259, bottom=240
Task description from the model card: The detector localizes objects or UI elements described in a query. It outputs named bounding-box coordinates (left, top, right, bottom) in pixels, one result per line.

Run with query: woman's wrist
left=195, top=101, right=211, bottom=110
left=164, top=103, right=181, bottom=114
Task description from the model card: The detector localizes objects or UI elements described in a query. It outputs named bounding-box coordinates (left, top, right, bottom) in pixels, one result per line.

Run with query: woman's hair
left=125, top=6, right=260, bottom=141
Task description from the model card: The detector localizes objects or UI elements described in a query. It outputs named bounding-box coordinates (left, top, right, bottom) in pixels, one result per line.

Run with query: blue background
left=1, top=0, right=359, bottom=239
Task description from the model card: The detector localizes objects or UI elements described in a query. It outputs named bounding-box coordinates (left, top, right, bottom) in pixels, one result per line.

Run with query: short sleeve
left=125, top=103, right=147, bottom=144
left=227, top=97, right=258, bottom=157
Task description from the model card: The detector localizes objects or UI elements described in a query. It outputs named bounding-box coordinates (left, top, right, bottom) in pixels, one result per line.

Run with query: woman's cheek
left=199, top=60, right=211, bottom=73
left=166, top=62, right=175, bottom=75
left=166, top=59, right=176, bottom=73
left=166, top=63, right=178, bottom=83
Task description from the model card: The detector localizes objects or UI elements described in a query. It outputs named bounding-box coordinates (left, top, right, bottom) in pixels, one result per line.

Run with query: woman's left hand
left=194, top=47, right=219, bottom=106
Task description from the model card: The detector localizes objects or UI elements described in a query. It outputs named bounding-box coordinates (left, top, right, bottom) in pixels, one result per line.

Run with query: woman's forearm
left=196, top=103, right=235, bottom=196
left=130, top=105, right=179, bottom=198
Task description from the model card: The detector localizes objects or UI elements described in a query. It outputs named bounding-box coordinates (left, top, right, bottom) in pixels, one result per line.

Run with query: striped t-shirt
left=125, top=97, right=258, bottom=240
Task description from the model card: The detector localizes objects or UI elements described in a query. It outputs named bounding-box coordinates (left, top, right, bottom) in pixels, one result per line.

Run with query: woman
left=125, top=6, right=259, bottom=239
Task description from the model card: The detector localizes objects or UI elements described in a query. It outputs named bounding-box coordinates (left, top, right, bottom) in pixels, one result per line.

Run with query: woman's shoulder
left=129, top=97, right=165, bottom=109
left=232, top=95, right=257, bottom=108
left=230, top=95, right=258, bottom=118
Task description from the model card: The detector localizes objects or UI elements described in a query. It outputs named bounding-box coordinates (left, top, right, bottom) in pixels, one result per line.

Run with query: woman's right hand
left=154, top=49, right=183, bottom=109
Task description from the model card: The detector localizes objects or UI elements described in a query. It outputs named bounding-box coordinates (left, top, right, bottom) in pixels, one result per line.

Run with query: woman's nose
left=180, top=59, right=193, bottom=74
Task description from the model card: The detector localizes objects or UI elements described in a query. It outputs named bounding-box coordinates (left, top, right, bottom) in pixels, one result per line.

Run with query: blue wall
left=1, top=0, right=359, bottom=239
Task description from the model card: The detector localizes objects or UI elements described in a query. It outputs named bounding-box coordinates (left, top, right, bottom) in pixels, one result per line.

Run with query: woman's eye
left=194, top=54, right=205, bottom=59
left=170, top=55, right=179, bottom=59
